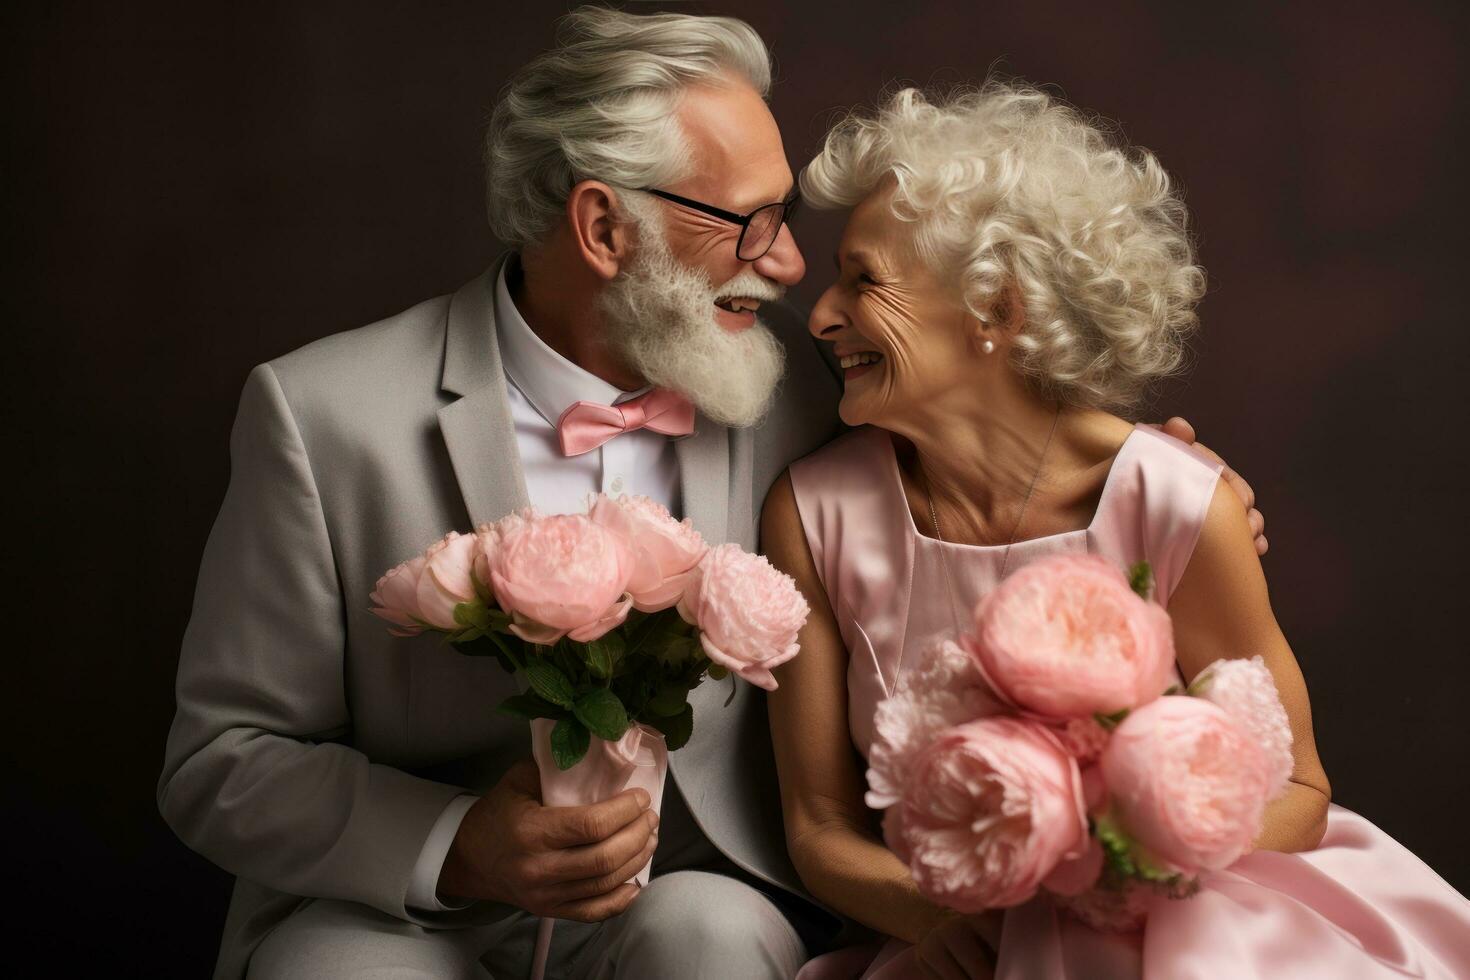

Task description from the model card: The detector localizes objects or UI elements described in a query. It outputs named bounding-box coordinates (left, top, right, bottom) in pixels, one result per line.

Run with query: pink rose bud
left=866, top=636, right=1005, bottom=810
left=676, top=544, right=809, bottom=692
left=970, top=554, right=1176, bottom=719
left=888, top=718, right=1089, bottom=911
left=414, top=531, right=481, bottom=630
left=369, top=554, right=430, bottom=636
left=1100, top=695, right=1272, bottom=874
left=486, top=513, right=634, bottom=645
left=1193, top=656, right=1295, bottom=799
left=589, top=494, right=708, bottom=612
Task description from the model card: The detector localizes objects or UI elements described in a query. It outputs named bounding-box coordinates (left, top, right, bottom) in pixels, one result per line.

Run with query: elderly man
left=161, top=9, right=837, bottom=978
left=160, top=7, right=1261, bottom=979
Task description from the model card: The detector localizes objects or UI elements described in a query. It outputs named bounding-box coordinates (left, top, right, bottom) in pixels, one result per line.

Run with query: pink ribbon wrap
left=528, top=719, right=669, bottom=886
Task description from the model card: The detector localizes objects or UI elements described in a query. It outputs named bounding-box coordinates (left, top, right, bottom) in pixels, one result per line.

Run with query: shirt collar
left=494, top=259, right=649, bottom=425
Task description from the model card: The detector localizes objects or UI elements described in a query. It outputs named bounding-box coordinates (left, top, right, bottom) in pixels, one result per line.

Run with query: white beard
left=600, top=203, right=787, bottom=429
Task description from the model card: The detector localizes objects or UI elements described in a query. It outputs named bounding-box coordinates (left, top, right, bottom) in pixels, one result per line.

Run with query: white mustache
left=713, top=271, right=786, bottom=303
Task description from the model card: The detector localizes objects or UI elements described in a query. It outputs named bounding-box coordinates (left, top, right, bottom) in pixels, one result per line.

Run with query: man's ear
left=566, top=180, right=636, bottom=281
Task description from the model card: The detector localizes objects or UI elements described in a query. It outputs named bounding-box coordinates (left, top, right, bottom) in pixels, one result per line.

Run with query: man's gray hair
left=485, top=5, right=772, bottom=250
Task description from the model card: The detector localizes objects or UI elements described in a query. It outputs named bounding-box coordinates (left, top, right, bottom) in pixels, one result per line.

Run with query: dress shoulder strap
left=1090, top=425, right=1224, bottom=607
left=787, top=426, right=911, bottom=610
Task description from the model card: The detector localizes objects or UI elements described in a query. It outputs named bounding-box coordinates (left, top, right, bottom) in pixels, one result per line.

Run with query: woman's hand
left=915, top=914, right=999, bottom=980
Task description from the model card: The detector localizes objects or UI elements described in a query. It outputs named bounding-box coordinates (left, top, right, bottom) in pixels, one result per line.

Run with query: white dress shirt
left=406, top=261, right=683, bottom=910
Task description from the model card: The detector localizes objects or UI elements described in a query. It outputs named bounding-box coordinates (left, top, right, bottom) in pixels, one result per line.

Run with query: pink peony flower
left=970, top=554, right=1176, bottom=719
left=588, top=494, right=708, bottom=612
left=412, top=531, right=481, bottom=630
left=486, top=513, right=634, bottom=645
left=887, top=718, right=1089, bottom=912
left=472, top=506, right=541, bottom=589
left=369, top=553, right=430, bottom=636
left=866, top=636, right=1005, bottom=810
left=676, top=543, right=809, bottom=691
left=1052, top=716, right=1113, bottom=765
left=1193, top=656, right=1295, bottom=799
left=1100, top=695, right=1272, bottom=874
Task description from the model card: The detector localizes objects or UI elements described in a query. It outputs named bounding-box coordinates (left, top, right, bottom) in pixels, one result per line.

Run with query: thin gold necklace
left=921, top=406, right=1062, bottom=633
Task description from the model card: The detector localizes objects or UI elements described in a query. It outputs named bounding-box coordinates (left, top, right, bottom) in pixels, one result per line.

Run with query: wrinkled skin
left=811, top=180, right=980, bottom=432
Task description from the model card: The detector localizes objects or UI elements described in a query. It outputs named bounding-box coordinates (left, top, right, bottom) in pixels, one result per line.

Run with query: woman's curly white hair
left=801, top=82, right=1206, bottom=411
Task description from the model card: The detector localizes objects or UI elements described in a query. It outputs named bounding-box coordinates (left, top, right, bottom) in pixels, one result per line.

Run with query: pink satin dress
left=788, top=424, right=1470, bottom=979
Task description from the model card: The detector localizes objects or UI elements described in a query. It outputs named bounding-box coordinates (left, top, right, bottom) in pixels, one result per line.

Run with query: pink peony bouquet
left=370, top=494, right=809, bottom=771
left=869, top=554, right=1295, bottom=931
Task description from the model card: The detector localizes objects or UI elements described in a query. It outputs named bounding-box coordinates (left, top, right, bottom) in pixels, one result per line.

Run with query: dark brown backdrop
left=5, top=1, right=1466, bottom=975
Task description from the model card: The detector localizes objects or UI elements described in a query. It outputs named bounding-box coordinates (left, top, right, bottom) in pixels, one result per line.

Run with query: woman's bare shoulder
left=1072, top=410, right=1137, bottom=465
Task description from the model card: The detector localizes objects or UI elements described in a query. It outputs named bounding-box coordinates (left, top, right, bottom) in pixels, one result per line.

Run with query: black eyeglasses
left=642, top=188, right=799, bottom=261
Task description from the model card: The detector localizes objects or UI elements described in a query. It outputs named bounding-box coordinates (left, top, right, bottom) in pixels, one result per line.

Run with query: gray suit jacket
left=158, top=262, right=843, bottom=979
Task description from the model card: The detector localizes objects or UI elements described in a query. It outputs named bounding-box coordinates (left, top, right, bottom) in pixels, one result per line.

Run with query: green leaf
left=706, top=664, right=729, bottom=681
left=646, top=682, right=689, bottom=718
left=583, top=632, right=626, bottom=680
left=486, top=629, right=520, bottom=657
left=451, top=633, right=508, bottom=659
left=621, top=609, right=666, bottom=657
left=1135, top=860, right=1185, bottom=886
left=496, top=692, right=568, bottom=721
left=1094, top=707, right=1130, bottom=731
left=452, top=597, right=494, bottom=631
left=1186, top=668, right=1216, bottom=698
left=654, top=635, right=703, bottom=669
left=723, top=671, right=738, bottom=707
left=471, top=570, right=494, bottom=604
left=451, top=632, right=523, bottom=675
left=550, top=717, right=591, bottom=770
left=1094, top=813, right=1139, bottom=879
left=1127, top=561, right=1155, bottom=601
left=585, top=644, right=614, bottom=680
left=1094, top=812, right=1185, bottom=887
left=524, top=658, right=576, bottom=708
left=650, top=703, right=694, bottom=752
left=574, top=688, right=631, bottom=742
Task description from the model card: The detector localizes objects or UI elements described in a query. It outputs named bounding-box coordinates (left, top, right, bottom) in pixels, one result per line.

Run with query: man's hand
left=1157, top=416, right=1268, bottom=556
left=437, top=759, right=659, bottom=922
left=916, top=913, right=998, bottom=980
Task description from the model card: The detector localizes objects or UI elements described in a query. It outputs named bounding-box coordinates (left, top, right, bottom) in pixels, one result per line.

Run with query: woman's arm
left=1167, top=481, right=1333, bottom=852
left=762, top=472, right=988, bottom=947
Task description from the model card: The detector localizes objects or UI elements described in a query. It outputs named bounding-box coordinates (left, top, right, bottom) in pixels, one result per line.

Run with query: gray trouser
left=247, top=870, right=807, bottom=980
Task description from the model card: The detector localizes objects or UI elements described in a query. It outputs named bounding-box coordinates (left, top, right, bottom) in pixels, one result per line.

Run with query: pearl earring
left=981, top=339, right=996, bottom=354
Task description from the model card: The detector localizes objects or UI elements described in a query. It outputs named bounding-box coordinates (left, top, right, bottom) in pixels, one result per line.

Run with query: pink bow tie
left=556, top=388, right=696, bottom=457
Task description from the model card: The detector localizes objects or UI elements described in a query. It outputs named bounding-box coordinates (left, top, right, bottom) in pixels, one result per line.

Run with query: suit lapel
left=437, top=259, right=531, bottom=525
left=675, top=417, right=741, bottom=773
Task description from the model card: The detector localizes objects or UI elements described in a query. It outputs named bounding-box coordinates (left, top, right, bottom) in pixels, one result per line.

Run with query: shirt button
left=610, top=476, right=625, bottom=494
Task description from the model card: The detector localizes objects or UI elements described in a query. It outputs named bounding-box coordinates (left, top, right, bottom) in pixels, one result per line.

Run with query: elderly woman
left=761, top=83, right=1470, bottom=979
